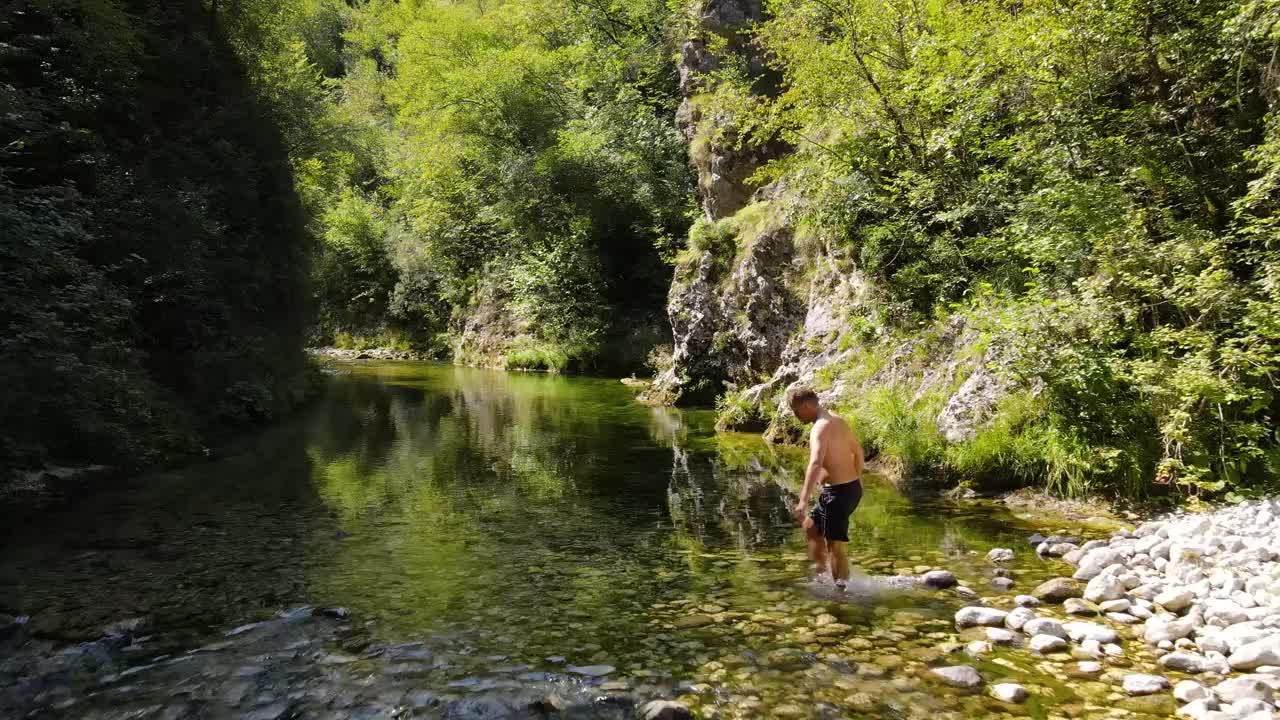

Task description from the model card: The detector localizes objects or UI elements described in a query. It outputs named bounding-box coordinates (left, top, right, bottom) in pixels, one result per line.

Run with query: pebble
left=955, top=607, right=1009, bottom=628
left=991, top=682, right=1027, bottom=703
left=1029, top=634, right=1068, bottom=653
left=929, top=665, right=983, bottom=689
left=1123, top=673, right=1170, bottom=696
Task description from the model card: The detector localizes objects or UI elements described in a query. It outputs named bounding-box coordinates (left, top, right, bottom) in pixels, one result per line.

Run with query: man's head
left=787, top=385, right=821, bottom=424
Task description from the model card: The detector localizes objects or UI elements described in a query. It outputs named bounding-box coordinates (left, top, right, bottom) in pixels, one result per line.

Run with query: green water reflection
left=0, top=362, right=1088, bottom=717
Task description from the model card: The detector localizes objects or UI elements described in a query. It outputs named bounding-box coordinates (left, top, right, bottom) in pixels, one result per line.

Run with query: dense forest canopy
left=5, top=0, right=1280, bottom=498
left=1, top=0, right=312, bottom=475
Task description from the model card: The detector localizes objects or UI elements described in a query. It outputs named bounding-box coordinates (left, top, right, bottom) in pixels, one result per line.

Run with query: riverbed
left=0, top=362, right=1135, bottom=718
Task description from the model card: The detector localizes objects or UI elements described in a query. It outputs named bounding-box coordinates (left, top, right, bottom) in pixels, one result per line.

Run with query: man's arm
left=793, top=421, right=827, bottom=521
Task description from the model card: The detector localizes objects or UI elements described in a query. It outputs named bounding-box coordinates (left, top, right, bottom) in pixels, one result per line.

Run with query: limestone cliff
left=649, top=0, right=1018, bottom=477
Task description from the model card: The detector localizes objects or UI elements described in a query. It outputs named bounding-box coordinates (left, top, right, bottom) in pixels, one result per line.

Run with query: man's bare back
left=810, top=411, right=863, bottom=486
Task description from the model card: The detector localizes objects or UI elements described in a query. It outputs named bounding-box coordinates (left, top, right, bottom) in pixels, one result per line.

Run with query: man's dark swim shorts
left=809, top=481, right=862, bottom=542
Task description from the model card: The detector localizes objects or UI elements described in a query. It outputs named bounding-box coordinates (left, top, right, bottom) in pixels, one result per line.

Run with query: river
left=0, top=362, right=1099, bottom=718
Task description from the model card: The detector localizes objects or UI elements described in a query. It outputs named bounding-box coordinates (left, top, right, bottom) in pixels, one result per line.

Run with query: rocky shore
left=6, top=497, right=1279, bottom=719
left=0, top=607, right=695, bottom=720
left=309, top=347, right=427, bottom=361
left=934, top=498, right=1280, bottom=718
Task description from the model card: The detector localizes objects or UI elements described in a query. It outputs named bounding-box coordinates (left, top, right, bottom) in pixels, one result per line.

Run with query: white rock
left=1074, top=548, right=1123, bottom=580
left=1100, top=599, right=1133, bottom=613
left=1084, top=574, right=1126, bottom=603
left=967, top=640, right=993, bottom=656
left=1176, top=698, right=1219, bottom=718
left=986, top=627, right=1017, bottom=645
left=1104, top=642, right=1126, bottom=657
left=1160, top=651, right=1208, bottom=673
left=987, top=548, right=1015, bottom=563
left=1147, top=615, right=1199, bottom=644
left=955, top=606, right=1009, bottom=628
left=1024, top=618, right=1068, bottom=639
left=1213, top=675, right=1276, bottom=705
left=1157, top=589, right=1196, bottom=612
left=1107, top=612, right=1142, bottom=624
left=930, top=665, right=983, bottom=688
left=1006, top=606, right=1037, bottom=631
left=1029, top=634, right=1068, bottom=653
left=1124, top=673, right=1170, bottom=695
left=1014, top=594, right=1040, bottom=608
left=991, top=682, right=1027, bottom=703
left=1066, top=621, right=1119, bottom=645
left=1231, top=636, right=1280, bottom=670
left=1232, top=699, right=1275, bottom=717
left=1206, top=599, right=1250, bottom=627
left=1078, top=660, right=1103, bottom=674
left=1174, top=679, right=1210, bottom=703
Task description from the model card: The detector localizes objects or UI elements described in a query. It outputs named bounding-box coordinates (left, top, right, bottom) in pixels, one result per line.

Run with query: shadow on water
left=0, top=361, right=1086, bottom=717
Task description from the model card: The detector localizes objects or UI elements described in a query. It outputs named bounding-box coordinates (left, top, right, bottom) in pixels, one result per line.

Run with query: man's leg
left=805, top=523, right=830, bottom=578
left=828, top=541, right=850, bottom=585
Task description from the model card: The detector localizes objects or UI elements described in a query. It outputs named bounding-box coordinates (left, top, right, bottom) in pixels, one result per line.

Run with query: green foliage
left=1, top=0, right=315, bottom=477
left=745, top=0, right=1280, bottom=496
left=296, top=0, right=692, bottom=369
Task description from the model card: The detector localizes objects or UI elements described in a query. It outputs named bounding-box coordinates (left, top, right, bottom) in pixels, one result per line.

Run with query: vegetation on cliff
left=689, top=0, right=1280, bottom=497
left=297, top=0, right=694, bottom=372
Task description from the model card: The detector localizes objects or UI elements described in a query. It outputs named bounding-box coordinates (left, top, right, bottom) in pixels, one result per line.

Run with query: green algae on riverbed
left=0, top=362, right=1163, bottom=718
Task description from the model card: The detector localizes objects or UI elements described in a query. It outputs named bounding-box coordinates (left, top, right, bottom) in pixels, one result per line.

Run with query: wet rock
left=1077, top=661, right=1103, bottom=675
left=955, top=607, right=1009, bottom=628
left=1064, top=598, right=1099, bottom=617
left=991, top=682, right=1027, bottom=703
left=673, top=614, right=714, bottom=629
left=765, top=648, right=814, bottom=671
left=1015, top=595, right=1040, bottom=608
left=1065, top=622, right=1119, bottom=645
left=1030, top=634, right=1068, bottom=653
left=566, top=664, right=615, bottom=677
left=1118, top=694, right=1177, bottom=715
left=640, top=700, right=694, bottom=720
left=922, top=570, right=958, bottom=589
left=1023, top=618, right=1068, bottom=640
left=985, top=628, right=1016, bottom=645
left=991, top=577, right=1015, bottom=592
left=1123, top=673, right=1170, bottom=696
left=1033, top=578, right=1083, bottom=603
left=987, top=548, right=1014, bottom=563
left=1006, top=607, right=1037, bottom=631
left=929, top=665, right=983, bottom=689
left=966, top=640, right=993, bottom=656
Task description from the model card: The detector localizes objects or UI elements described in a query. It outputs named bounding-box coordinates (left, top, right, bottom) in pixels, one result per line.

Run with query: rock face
left=647, top=4, right=1019, bottom=459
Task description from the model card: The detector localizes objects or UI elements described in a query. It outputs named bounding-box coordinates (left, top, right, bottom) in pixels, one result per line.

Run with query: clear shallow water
left=0, top=362, right=1105, bottom=718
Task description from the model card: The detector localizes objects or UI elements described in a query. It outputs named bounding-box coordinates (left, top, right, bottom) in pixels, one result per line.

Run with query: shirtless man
left=787, top=385, right=865, bottom=588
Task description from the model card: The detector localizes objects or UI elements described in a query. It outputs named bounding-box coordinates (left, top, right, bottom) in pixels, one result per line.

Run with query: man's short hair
left=786, top=385, right=819, bottom=408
